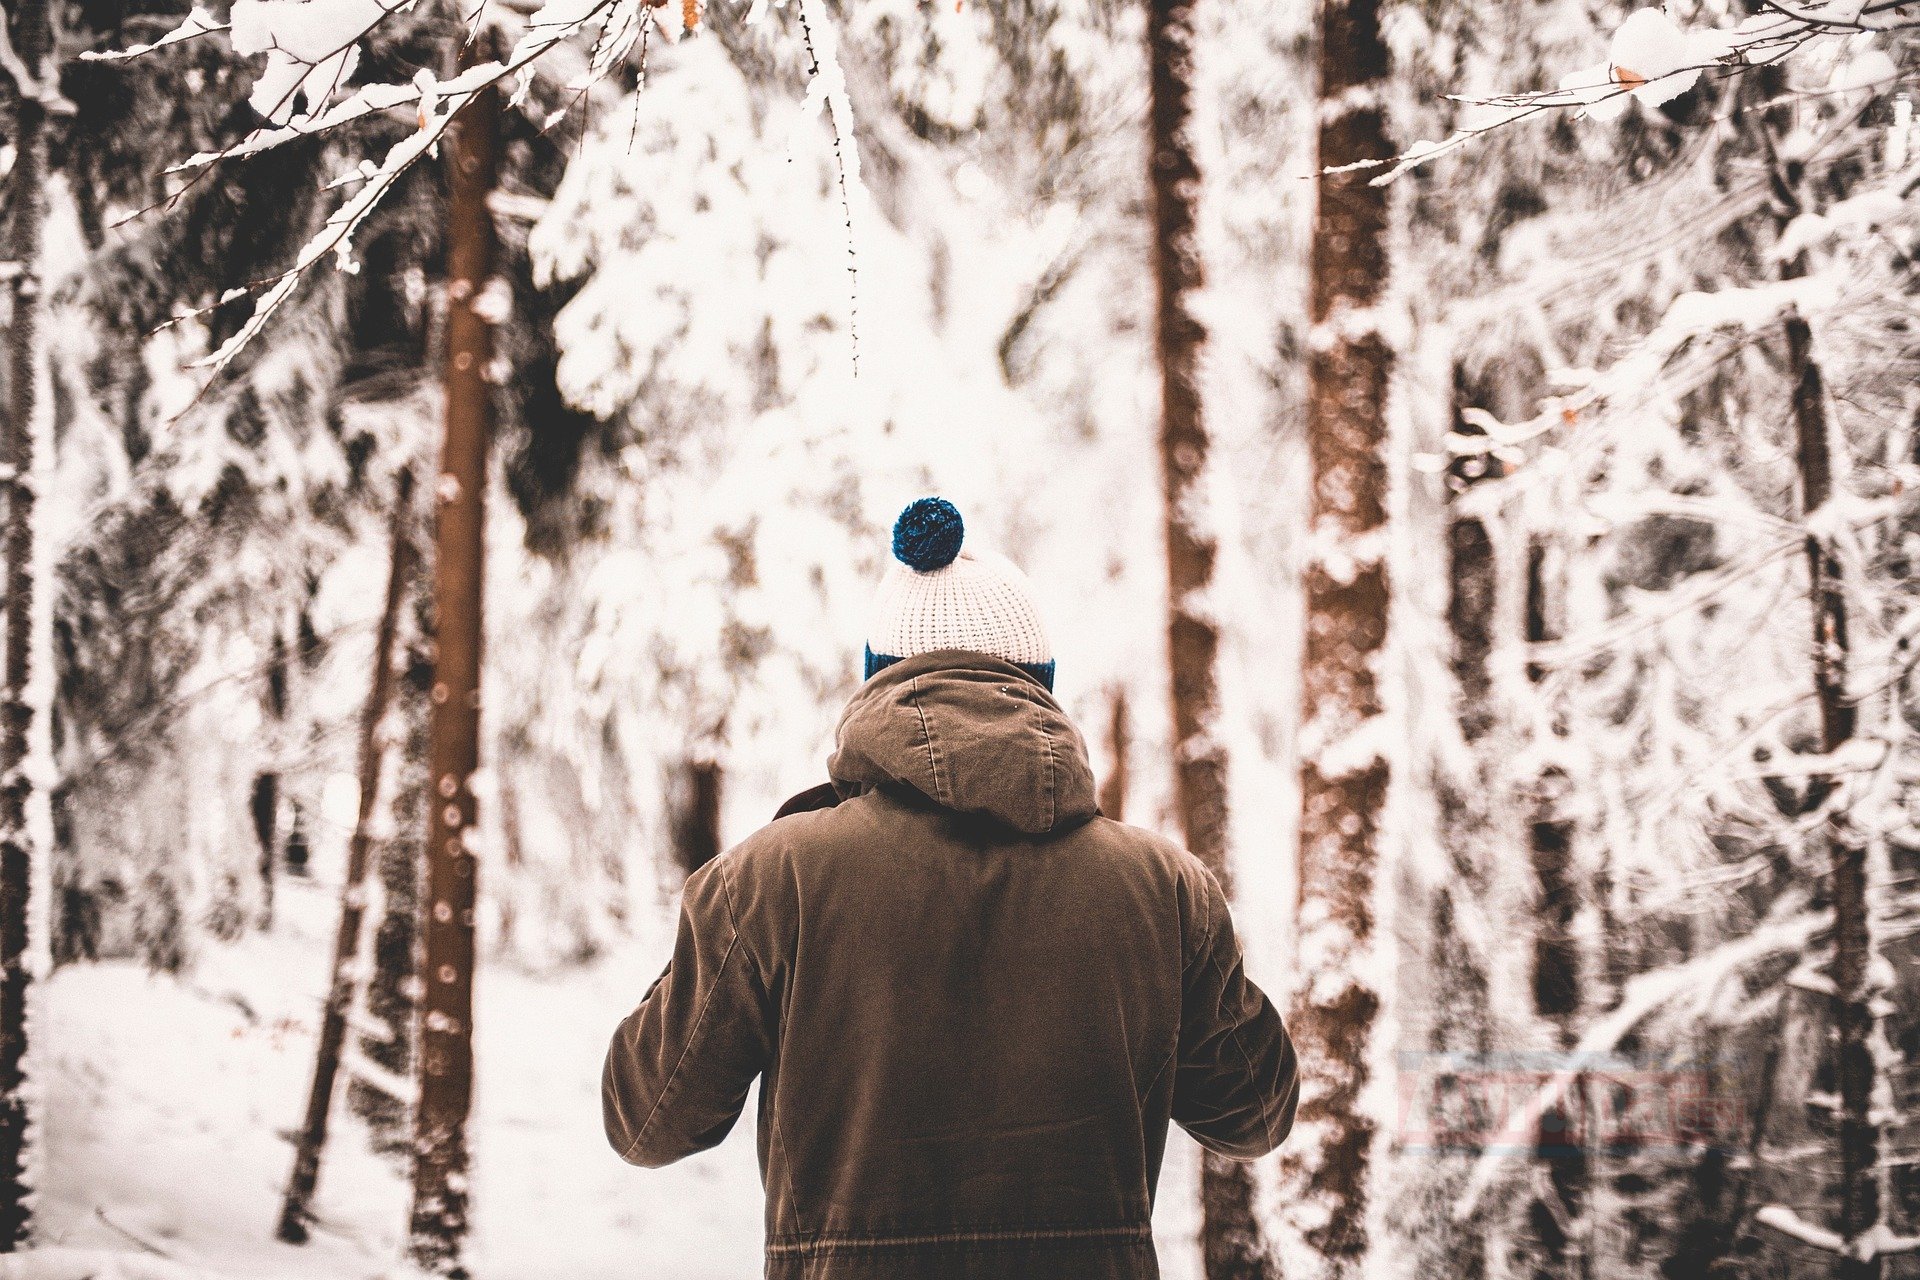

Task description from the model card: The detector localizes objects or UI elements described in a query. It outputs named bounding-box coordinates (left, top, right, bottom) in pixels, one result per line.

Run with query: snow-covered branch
left=1454, top=907, right=1825, bottom=1220
left=85, top=0, right=866, bottom=383
left=1378, top=4, right=1905, bottom=183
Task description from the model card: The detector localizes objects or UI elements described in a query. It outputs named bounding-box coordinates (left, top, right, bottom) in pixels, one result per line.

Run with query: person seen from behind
left=602, top=497, right=1299, bottom=1279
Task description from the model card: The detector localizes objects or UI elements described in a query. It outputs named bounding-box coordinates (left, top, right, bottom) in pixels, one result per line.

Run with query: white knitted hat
left=865, top=498, right=1054, bottom=686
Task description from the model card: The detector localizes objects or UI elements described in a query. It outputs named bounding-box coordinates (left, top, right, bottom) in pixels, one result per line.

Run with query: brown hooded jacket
left=603, top=650, right=1298, bottom=1278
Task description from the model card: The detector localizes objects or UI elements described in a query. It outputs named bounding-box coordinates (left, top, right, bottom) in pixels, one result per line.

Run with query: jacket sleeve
left=1171, top=869, right=1300, bottom=1160
left=602, top=856, right=773, bottom=1167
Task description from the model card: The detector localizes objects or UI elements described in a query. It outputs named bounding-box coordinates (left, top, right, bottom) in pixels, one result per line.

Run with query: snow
left=847, top=0, right=993, bottom=131
left=51, top=0, right=1920, bottom=1274
left=1604, top=8, right=1700, bottom=110
left=78, top=8, right=226, bottom=65
left=23, top=877, right=1212, bottom=1278
left=0, top=13, right=69, bottom=109
left=1773, top=184, right=1910, bottom=261
left=1757, top=1205, right=1920, bottom=1261
left=1454, top=909, right=1824, bottom=1219
left=228, top=0, right=393, bottom=124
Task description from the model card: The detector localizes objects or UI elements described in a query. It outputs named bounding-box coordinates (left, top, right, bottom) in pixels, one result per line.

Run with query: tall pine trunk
left=0, top=0, right=50, bottom=1244
left=1282, top=0, right=1392, bottom=1273
left=407, top=43, right=497, bottom=1277
left=278, top=470, right=414, bottom=1244
left=1146, top=3, right=1274, bottom=1276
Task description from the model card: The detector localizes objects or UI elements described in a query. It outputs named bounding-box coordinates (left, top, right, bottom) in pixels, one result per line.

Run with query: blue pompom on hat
left=865, top=498, right=1056, bottom=690
left=891, top=497, right=967, bottom=572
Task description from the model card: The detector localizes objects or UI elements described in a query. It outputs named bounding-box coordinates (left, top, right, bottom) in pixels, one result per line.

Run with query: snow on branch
left=86, top=0, right=865, bottom=383
left=1758, top=1206, right=1920, bottom=1260
left=1758, top=1206, right=1851, bottom=1256
left=80, top=7, right=228, bottom=63
left=1437, top=274, right=1841, bottom=465
left=187, top=100, right=455, bottom=374
left=88, top=0, right=669, bottom=379
left=1374, top=5, right=1904, bottom=184
left=1453, top=906, right=1824, bottom=1220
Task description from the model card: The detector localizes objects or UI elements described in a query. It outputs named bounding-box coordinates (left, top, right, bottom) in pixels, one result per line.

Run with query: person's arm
left=1171, top=869, right=1299, bottom=1160
left=602, top=856, right=773, bottom=1167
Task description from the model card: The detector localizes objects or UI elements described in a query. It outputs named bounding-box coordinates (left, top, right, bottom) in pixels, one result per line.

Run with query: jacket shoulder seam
left=713, top=858, right=771, bottom=991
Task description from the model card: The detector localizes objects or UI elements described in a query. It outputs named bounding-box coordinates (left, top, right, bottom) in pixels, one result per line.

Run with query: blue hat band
left=865, top=646, right=1055, bottom=692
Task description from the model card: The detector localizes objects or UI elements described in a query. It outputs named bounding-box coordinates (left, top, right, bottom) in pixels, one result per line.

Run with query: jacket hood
left=829, top=650, right=1098, bottom=836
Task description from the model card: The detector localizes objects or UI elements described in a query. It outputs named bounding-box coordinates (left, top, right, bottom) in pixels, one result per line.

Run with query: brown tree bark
left=278, top=469, right=414, bottom=1244
left=667, top=758, right=724, bottom=879
left=1283, top=0, right=1392, bottom=1273
left=1098, top=687, right=1130, bottom=822
left=0, top=0, right=51, bottom=1244
left=407, top=42, right=498, bottom=1277
left=1147, top=3, right=1275, bottom=1276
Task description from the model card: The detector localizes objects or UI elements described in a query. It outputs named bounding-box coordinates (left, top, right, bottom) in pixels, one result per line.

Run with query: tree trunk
left=1283, top=0, right=1392, bottom=1273
left=666, top=758, right=724, bottom=879
left=407, top=43, right=498, bottom=1277
left=1415, top=371, right=1503, bottom=1280
left=278, top=469, right=414, bottom=1244
left=1098, top=687, right=1130, bottom=822
left=253, top=629, right=293, bottom=918
left=350, top=645, right=426, bottom=1158
left=1785, top=305, right=1881, bottom=1280
left=1750, top=70, right=1885, bottom=1268
left=1520, top=532, right=1588, bottom=1280
left=251, top=771, right=279, bottom=889
left=1146, top=3, right=1274, bottom=1276
left=0, top=0, right=51, bottom=1244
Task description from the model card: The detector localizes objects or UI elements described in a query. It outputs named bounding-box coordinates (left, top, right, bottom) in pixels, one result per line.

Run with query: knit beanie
left=864, top=498, right=1056, bottom=690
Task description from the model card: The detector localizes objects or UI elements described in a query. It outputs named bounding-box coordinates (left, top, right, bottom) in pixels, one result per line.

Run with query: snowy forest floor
left=14, top=873, right=1207, bottom=1279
